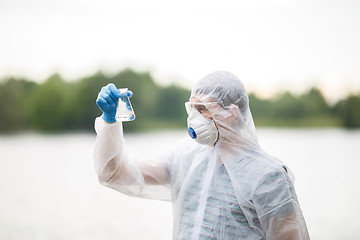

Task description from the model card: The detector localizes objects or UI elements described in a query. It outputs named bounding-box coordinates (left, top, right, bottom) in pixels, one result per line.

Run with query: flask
left=116, top=88, right=135, bottom=121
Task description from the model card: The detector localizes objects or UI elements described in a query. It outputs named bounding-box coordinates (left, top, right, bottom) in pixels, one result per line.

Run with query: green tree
left=271, top=91, right=306, bottom=119
left=68, top=71, right=109, bottom=131
left=299, top=87, right=331, bottom=117
left=249, top=88, right=338, bottom=127
left=0, top=78, right=38, bottom=132
left=334, top=94, right=360, bottom=128
left=28, top=74, right=69, bottom=131
left=155, top=84, right=190, bottom=122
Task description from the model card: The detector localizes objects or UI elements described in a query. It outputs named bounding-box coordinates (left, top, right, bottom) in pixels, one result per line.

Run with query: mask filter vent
left=188, top=127, right=197, bottom=139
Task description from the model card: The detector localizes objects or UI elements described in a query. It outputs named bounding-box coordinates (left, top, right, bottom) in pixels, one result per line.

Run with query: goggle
left=184, top=101, right=219, bottom=114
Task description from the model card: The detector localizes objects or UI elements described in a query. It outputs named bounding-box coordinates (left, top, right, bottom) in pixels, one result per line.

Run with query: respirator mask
left=185, top=101, right=219, bottom=146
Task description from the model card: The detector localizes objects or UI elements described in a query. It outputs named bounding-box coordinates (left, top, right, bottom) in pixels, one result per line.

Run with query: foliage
left=250, top=88, right=359, bottom=128
left=0, top=78, right=38, bottom=131
left=0, top=69, right=359, bottom=133
left=0, top=69, right=190, bottom=133
left=333, top=95, right=360, bottom=128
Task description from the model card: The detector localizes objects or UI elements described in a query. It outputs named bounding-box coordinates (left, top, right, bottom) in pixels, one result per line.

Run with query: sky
left=0, top=0, right=360, bottom=102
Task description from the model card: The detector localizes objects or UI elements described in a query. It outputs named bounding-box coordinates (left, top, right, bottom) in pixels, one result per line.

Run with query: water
left=116, top=88, right=136, bottom=122
left=0, top=128, right=359, bottom=240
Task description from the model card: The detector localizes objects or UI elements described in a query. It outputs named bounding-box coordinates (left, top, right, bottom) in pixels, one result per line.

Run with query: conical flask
left=116, top=88, right=135, bottom=121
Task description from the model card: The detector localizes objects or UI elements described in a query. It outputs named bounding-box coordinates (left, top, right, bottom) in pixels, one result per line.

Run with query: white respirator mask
left=186, top=105, right=219, bottom=146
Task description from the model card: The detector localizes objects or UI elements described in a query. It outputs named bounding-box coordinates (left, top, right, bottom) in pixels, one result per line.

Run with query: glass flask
left=116, top=88, right=136, bottom=121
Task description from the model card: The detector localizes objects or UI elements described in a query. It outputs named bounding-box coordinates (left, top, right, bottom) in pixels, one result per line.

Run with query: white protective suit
left=93, top=71, right=310, bottom=240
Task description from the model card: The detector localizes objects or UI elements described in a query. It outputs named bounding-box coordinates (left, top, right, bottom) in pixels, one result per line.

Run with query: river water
left=0, top=128, right=359, bottom=240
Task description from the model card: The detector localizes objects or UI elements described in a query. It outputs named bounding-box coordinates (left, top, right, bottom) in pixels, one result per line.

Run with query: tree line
left=249, top=88, right=360, bottom=128
left=0, top=68, right=359, bottom=133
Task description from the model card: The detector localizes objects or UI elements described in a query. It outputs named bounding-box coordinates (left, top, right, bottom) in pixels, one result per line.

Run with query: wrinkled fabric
left=93, top=71, right=310, bottom=239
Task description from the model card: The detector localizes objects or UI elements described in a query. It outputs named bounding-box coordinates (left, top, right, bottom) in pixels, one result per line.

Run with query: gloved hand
left=96, top=83, right=133, bottom=123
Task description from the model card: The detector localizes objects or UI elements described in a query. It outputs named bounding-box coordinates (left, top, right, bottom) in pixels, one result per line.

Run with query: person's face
left=188, top=96, right=243, bottom=145
left=190, top=96, right=235, bottom=121
left=187, top=97, right=220, bottom=145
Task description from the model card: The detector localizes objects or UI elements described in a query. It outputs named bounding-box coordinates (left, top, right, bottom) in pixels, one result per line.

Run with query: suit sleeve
left=93, top=117, right=172, bottom=201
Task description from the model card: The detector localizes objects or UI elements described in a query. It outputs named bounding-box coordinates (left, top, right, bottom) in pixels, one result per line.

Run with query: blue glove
left=96, top=83, right=120, bottom=123
left=96, top=84, right=133, bottom=123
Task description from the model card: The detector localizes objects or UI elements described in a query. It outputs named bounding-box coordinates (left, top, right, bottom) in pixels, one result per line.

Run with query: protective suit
left=93, top=71, right=310, bottom=240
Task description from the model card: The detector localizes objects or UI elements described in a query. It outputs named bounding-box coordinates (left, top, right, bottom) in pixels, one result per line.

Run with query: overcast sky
left=1, top=0, right=359, bottom=101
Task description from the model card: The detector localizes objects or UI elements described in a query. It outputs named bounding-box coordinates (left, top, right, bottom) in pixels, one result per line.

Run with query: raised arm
left=93, top=84, right=171, bottom=201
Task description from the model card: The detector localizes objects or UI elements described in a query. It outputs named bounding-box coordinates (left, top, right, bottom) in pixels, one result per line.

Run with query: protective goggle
left=184, top=101, right=219, bottom=115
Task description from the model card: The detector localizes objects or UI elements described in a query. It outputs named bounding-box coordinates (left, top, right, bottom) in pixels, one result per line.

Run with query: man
left=94, top=71, right=310, bottom=239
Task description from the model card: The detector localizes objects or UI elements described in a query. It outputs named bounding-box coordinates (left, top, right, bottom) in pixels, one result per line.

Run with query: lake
left=0, top=128, right=359, bottom=240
